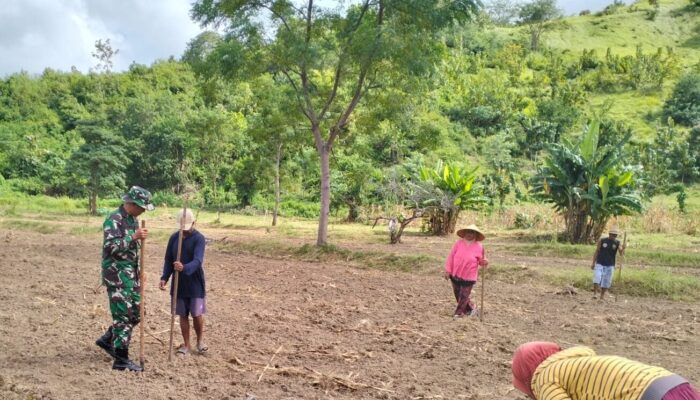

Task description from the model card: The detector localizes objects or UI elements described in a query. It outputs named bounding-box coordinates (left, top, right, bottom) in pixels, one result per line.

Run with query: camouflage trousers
left=106, top=286, right=141, bottom=349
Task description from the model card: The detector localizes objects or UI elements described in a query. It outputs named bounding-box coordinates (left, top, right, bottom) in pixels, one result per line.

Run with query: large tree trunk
left=317, top=141, right=331, bottom=246
left=272, top=142, right=282, bottom=227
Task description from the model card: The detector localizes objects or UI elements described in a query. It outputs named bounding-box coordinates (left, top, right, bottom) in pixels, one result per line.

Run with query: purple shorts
left=176, top=297, right=207, bottom=317
left=663, top=383, right=700, bottom=400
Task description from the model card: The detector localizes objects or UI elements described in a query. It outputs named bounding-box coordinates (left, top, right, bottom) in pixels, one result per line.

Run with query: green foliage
left=190, top=0, right=483, bottom=245
left=67, top=120, right=130, bottom=213
left=441, top=67, right=522, bottom=136
left=676, top=186, right=688, bottom=213
left=517, top=0, right=562, bottom=50
left=414, top=160, right=483, bottom=235
left=637, top=123, right=700, bottom=194
left=578, top=47, right=680, bottom=93
left=594, top=1, right=627, bottom=17
left=532, top=119, right=643, bottom=243
left=280, top=199, right=320, bottom=219
left=513, top=212, right=542, bottom=228
left=480, top=132, right=519, bottom=208
left=663, top=72, right=700, bottom=126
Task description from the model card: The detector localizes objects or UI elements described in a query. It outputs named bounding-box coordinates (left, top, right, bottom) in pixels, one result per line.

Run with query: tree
left=518, top=0, right=561, bottom=51
left=480, top=132, right=518, bottom=209
left=187, top=107, right=246, bottom=210
left=532, top=120, right=643, bottom=244
left=67, top=120, right=130, bottom=214
left=485, top=0, right=520, bottom=25
left=663, top=72, right=700, bottom=127
left=91, top=39, right=119, bottom=74
left=372, top=167, right=424, bottom=244
left=191, top=0, right=481, bottom=245
left=244, top=74, right=305, bottom=225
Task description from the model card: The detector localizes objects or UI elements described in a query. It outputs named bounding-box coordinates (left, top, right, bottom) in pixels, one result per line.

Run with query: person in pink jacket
left=443, top=224, right=489, bottom=319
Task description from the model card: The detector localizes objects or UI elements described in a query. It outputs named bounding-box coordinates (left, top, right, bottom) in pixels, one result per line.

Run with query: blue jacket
left=161, top=229, right=206, bottom=298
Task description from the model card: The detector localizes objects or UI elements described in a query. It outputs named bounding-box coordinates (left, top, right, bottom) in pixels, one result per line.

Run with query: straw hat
left=456, top=224, right=485, bottom=241
left=176, top=208, right=195, bottom=230
left=608, top=225, right=620, bottom=235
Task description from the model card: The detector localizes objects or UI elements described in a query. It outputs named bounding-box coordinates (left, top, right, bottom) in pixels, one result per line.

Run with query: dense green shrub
left=663, top=72, right=700, bottom=126
left=281, top=199, right=320, bottom=219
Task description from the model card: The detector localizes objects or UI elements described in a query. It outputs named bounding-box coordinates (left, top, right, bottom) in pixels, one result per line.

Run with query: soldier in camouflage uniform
left=95, top=186, right=154, bottom=372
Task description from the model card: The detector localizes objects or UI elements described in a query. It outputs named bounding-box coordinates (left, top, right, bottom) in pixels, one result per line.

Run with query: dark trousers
left=450, top=277, right=476, bottom=316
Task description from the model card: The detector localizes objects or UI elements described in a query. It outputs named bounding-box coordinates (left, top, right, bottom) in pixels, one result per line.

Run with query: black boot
left=95, top=327, right=117, bottom=359
left=112, top=347, right=143, bottom=372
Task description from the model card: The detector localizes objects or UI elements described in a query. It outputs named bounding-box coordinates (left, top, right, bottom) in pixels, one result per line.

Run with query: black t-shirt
left=596, top=237, right=620, bottom=267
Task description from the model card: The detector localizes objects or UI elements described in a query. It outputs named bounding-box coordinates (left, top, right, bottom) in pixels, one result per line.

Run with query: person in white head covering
left=590, top=225, right=625, bottom=300
left=160, top=208, right=208, bottom=354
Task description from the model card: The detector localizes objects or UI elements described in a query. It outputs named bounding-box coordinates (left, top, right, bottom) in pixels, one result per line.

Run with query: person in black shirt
left=590, top=226, right=625, bottom=300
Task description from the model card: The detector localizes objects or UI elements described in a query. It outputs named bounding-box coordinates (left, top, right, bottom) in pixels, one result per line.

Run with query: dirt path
left=0, top=228, right=698, bottom=400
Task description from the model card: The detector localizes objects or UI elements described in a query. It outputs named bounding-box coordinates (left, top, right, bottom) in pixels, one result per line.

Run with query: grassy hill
left=547, top=0, right=700, bottom=61
left=504, top=0, right=700, bottom=138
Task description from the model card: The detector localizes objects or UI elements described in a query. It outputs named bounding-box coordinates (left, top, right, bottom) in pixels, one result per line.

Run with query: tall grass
left=488, top=263, right=700, bottom=301
left=548, top=267, right=700, bottom=301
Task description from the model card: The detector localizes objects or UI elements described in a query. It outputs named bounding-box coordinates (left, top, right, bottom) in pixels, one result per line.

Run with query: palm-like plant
left=413, top=160, right=483, bottom=235
left=532, top=120, right=642, bottom=243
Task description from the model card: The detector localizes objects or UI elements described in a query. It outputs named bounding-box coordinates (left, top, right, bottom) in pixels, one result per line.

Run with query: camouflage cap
left=121, top=186, right=155, bottom=211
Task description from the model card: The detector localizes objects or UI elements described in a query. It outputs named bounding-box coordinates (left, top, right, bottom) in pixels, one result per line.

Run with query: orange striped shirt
left=532, top=346, right=673, bottom=400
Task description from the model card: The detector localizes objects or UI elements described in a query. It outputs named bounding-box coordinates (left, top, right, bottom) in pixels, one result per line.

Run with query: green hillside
left=547, top=0, right=700, bottom=61
left=503, top=0, right=700, bottom=138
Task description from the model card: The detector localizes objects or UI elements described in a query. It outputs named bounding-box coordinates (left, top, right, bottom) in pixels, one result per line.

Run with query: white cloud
left=0, top=0, right=204, bottom=76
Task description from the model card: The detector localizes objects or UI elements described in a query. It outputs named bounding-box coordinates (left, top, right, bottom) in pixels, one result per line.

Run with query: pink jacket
left=445, top=240, right=484, bottom=281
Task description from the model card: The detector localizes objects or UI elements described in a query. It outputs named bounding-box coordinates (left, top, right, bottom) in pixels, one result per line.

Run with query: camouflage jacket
left=101, top=205, right=141, bottom=288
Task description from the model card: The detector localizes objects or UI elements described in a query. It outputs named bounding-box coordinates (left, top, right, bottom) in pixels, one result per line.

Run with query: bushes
left=577, top=47, right=679, bottom=93
left=280, top=199, right=320, bottom=219
left=663, top=72, right=700, bottom=126
left=513, top=212, right=543, bottom=229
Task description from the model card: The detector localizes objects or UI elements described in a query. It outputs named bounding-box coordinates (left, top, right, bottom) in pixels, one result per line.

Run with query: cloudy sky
left=0, top=0, right=635, bottom=77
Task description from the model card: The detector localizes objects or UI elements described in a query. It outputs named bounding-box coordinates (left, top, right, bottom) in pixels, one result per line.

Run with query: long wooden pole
left=480, top=248, right=486, bottom=322
left=168, top=203, right=187, bottom=362
left=614, top=232, right=627, bottom=302
left=139, top=220, right=146, bottom=369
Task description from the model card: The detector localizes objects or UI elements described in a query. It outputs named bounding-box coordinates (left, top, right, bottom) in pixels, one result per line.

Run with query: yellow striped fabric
left=532, top=346, right=673, bottom=400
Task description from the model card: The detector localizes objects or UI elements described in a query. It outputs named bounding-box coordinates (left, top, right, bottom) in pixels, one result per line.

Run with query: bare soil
left=0, top=225, right=698, bottom=400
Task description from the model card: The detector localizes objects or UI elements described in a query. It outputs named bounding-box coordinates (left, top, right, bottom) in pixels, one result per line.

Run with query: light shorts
left=176, top=297, right=207, bottom=317
left=592, top=264, right=615, bottom=289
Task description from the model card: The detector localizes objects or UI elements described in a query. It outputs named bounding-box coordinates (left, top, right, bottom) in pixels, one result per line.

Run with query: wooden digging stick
left=139, top=220, right=146, bottom=369
left=480, top=248, right=486, bottom=322
left=168, top=203, right=187, bottom=362
left=614, top=232, right=628, bottom=302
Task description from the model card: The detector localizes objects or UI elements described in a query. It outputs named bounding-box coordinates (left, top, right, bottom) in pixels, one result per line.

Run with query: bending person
left=512, top=341, right=699, bottom=399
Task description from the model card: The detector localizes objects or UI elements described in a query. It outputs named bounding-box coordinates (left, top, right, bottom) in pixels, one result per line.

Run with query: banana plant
left=533, top=119, right=642, bottom=243
left=414, top=160, right=484, bottom=235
